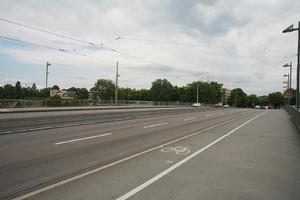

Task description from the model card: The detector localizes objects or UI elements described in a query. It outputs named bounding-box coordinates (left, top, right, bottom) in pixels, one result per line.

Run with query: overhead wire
left=95, top=0, right=119, bottom=37
left=0, top=17, right=208, bottom=77
left=115, top=37, right=233, bottom=49
left=0, top=17, right=115, bottom=52
left=0, top=35, right=115, bottom=64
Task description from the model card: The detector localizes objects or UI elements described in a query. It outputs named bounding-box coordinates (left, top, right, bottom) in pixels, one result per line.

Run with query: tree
left=268, top=92, right=284, bottom=106
left=3, top=84, right=16, bottom=99
left=150, top=79, right=174, bottom=101
left=52, top=85, right=60, bottom=90
left=247, top=94, right=258, bottom=108
left=15, top=81, right=23, bottom=99
left=91, top=79, right=115, bottom=100
left=228, top=88, right=247, bottom=107
left=76, top=88, right=89, bottom=100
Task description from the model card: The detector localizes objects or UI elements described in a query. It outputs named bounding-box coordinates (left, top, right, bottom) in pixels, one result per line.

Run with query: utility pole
left=115, top=61, right=120, bottom=105
left=46, top=62, right=51, bottom=90
left=290, top=61, right=292, bottom=105
left=196, top=82, right=199, bottom=103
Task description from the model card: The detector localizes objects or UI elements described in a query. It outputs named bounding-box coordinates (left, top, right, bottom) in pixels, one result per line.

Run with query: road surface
left=0, top=108, right=299, bottom=200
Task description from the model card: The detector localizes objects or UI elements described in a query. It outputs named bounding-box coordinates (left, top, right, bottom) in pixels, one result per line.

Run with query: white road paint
left=12, top=115, right=240, bottom=200
left=143, top=122, right=168, bottom=129
left=183, top=117, right=196, bottom=121
left=161, top=146, right=190, bottom=155
left=54, top=133, right=112, bottom=145
left=115, top=111, right=268, bottom=200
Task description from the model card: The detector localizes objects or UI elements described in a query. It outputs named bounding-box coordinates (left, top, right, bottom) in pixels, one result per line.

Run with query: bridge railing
left=0, top=99, right=193, bottom=108
left=285, top=105, right=300, bottom=131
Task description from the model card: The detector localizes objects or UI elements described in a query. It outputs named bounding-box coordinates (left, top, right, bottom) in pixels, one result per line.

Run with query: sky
left=0, top=0, right=299, bottom=95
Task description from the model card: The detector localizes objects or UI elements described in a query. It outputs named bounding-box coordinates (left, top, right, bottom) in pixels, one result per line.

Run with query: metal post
left=196, top=82, right=199, bottom=103
left=115, top=61, right=120, bottom=105
left=290, top=62, right=292, bottom=105
left=46, top=63, right=48, bottom=89
left=46, top=62, right=51, bottom=90
left=297, top=21, right=300, bottom=108
left=288, top=74, right=290, bottom=105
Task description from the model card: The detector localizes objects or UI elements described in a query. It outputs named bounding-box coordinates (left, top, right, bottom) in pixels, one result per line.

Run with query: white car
left=214, top=103, right=222, bottom=107
left=255, top=105, right=260, bottom=109
left=224, top=104, right=229, bottom=108
left=192, top=103, right=201, bottom=107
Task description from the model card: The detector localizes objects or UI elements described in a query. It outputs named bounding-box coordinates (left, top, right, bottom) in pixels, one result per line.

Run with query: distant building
left=50, top=89, right=76, bottom=100
left=50, top=89, right=59, bottom=97
left=31, top=83, right=37, bottom=91
left=222, top=88, right=231, bottom=105
left=59, top=90, right=76, bottom=100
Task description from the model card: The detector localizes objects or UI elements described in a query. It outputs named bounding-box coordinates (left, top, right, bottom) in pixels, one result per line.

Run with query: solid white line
left=143, top=122, right=168, bottom=129
left=115, top=111, right=268, bottom=200
left=183, top=117, right=196, bottom=121
left=12, top=115, right=240, bottom=200
left=54, top=133, right=112, bottom=145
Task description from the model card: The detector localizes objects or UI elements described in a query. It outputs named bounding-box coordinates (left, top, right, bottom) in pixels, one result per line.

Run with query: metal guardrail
left=0, top=99, right=192, bottom=108
left=285, top=105, right=300, bottom=131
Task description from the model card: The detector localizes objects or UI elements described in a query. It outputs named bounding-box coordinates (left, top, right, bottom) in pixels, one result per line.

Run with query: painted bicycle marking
left=161, top=146, right=191, bottom=155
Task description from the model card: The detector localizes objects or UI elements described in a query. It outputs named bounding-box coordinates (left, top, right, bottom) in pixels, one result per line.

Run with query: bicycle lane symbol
left=161, top=146, right=191, bottom=155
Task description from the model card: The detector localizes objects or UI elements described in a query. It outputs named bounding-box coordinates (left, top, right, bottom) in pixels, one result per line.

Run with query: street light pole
left=283, top=62, right=292, bottom=105
left=283, top=22, right=300, bottom=108
left=46, top=62, right=51, bottom=90
left=284, top=74, right=290, bottom=105
left=115, top=61, right=120, bottom=105
left=196, top=82, right=199, bottom=103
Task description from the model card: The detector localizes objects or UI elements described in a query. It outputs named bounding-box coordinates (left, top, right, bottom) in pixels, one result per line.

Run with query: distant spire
left=31, top=83, right=37, bottom=91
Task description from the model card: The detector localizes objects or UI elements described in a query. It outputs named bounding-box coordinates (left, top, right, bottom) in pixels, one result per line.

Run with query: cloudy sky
left=0, top=0, right=299, bottom=95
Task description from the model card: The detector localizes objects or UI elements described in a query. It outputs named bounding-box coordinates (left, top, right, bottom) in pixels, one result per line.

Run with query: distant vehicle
left=214, top=103, right=222, bottom=107
left=224, top=104, right=230, bottom=108
left=255, top=105, right=260, bottom=109
left=192, top=103, right=201, bottom=107
left=263, top=106, right=269, bottom=109
left=268, top=105, right=273, bottom=109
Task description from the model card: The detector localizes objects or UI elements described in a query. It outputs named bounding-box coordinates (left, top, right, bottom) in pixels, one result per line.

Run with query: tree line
left=0, top=79, right=285, bottom=107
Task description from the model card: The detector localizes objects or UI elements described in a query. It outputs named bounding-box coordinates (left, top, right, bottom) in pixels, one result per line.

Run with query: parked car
left=214, top=103, right=222, bottom=107
left=224, top=104, right=230, bottom=108
left=255, top=105, right=260, bottom=109
left=192, top=103, right=201, bottom=107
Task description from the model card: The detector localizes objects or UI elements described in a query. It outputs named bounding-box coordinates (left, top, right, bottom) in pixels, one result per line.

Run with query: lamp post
left=283, top=22, right=300, bottom=108
left=283, top=62, right=292, bottom=105
left=115, top=61, right=120, bottom=105
left=283, top=74, right=290, bottom=105
left=46, top=62, right=51, bottom=91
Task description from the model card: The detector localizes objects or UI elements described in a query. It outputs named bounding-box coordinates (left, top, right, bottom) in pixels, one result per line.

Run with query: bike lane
left=22, top=110, right=264, bottom=200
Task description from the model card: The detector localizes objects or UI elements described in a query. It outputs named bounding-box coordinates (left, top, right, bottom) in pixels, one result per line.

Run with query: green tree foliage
left=0, top=80, right=287, bottom=108
left=247, top=94, right=259, bottom=108
left=228, top=88, right=247, bottom=107
left=15, top=81, right=23, bottom=99
left=150, top=79, right=173, bottom=101
left=52, top=85, right=60, bottom=90
left=2, top=84, right=16, bottom=99
left=76, top=88, right=89, bottom=100
left=67, top=87, right=89, bottom=100
left=258, top=96, right=269, bottom=106
left=268, top=92, right=284, bottom=105
left=91, top=79, right=115, bottom=100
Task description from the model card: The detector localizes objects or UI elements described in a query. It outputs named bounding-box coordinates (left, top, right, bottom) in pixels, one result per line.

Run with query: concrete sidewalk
left=128, top=109, right=300, bottom=200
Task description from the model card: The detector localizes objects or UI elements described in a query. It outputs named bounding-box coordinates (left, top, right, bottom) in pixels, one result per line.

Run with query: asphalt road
left=0, top=107, right=218, bottom=134
left=1, top=108, right=300, bottom=200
